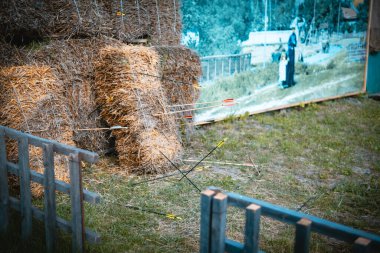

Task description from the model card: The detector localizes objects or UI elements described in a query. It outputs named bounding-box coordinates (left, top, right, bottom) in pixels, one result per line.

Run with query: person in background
left=278, top=51, right=289, bottom=89
left=286, top=27, right=297, bottom=87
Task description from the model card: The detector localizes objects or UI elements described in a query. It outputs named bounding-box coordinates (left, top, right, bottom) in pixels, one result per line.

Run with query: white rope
left=72, top=0, right=82, bottom=24
left=154, top=0, right=162, bottom=39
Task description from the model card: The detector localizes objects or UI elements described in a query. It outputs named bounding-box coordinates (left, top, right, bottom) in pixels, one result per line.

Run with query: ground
left=2, top=97, right=379, bottom=253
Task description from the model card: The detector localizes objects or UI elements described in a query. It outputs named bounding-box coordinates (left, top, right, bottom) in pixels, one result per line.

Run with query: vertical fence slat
left=19, top=136, right=32, bottom=241
left=214, top=59, right=217, bottom=80
left=228, top=58, right=231, bottom=75
left=43, top=143, right=56, bottom=253
left=211, top=193, right=227, bottom=253
left=221, top=60, right=224, bottom=77
left=244, top=204, right=261, bottom=253
left=353, top=237, right=371, bottom=253
left=0, top=128, right=9, bottom=233
left=200, top=189, right=217, bottom=253
left=69, top=152, right=84, bottom=253
left=294, top=218, right=312, bottom=253
left=207, top=61, right=210, bottom=81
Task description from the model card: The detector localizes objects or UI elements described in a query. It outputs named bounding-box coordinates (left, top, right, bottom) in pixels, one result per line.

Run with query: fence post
left=43, top=143, right=56, bottom=253
left=294, top=218, right=312, bottom=253
left=244, top=204, right=261, bottom=253
left=0, top=128, right=9, bottom=234
left=69, top=152, right=85, bottom=253
left=200, top=189, right=217, bottom=253
left=353, top=237, right=371, bottom=253
left=19, top=136, right=32, bottom=241
left=210, top=193, right=227, bottom=253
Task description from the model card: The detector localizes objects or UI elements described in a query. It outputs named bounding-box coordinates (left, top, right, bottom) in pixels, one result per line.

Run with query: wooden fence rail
left=200, top=188, right=380, bottom=253
left=200, top=53, right=252, bottom=82
left=0, top=125, right=101, bottom=253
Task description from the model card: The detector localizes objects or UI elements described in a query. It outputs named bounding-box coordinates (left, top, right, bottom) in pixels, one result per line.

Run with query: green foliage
left=182, top=0, right=253, bottom=55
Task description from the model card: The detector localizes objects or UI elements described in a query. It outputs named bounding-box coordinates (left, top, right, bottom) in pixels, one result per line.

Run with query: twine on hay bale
left=0, top=66, right=73, bottom=197
left=95, top=45, right=182, bottom=174
left=0, top=0, right=181, bottom=46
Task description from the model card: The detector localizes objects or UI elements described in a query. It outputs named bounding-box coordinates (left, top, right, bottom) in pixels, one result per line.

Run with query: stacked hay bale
left=0, top=66, right=73, bottom=196
left=94, top=45, right=182, bottom=174
left=0, top=0, right=181, bottom=46
left=23, top=38, right=124, bottom=153
left=154, top=46, right=202, bottom=106
left=153, top=46, right=202, bottom=136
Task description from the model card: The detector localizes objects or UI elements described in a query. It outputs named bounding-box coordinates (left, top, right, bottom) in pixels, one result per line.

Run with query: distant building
left=341, top=7, right=358, bottom=20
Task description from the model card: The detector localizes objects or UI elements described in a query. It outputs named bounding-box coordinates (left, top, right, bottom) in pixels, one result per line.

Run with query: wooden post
left=19, top=136, right=32, bottom=241
left=200, top=189, right=217, bottom=253
left=294, top=218, right=312, bottom=253
left=210, top=193, right=227, bottom=253
left=43, top=143, right=56, bottom=253
left=353, top=237, right=371, bottom=253
left=69, top=152, right=85, bottom=253
left=0, top=128, right=9, bottom=233
left=244, top=204, right=261, bottom=253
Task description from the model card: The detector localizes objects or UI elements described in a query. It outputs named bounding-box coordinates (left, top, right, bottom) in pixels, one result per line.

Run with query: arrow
left=178, top=139, right=226, bottom=181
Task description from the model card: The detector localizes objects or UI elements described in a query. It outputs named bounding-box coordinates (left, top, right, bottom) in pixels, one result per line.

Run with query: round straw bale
left=95, top=45, right=182, bottom=174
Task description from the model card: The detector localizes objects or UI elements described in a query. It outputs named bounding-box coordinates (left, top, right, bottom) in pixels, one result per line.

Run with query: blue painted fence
left=0, top=125, right=101, bottom=253
left=200, top=188, right=380, bottom=253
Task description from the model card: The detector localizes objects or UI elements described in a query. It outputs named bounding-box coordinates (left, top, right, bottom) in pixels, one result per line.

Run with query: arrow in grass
left=178, top=139, right=226, bottom=182
left=167, top=98, right=235, bottom=108
left=125, top=205, right=182, bottom=220
left=159, top=151, right=201, bottom=192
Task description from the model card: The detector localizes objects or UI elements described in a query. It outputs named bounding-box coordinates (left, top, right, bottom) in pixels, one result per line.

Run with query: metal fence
left=200, top=53, right=252, bottom=82
left=200, top=188, right=380, bottom=253
left=0, top=125, right=101, bottom=253
left=347, top=42, right=367, bottom=63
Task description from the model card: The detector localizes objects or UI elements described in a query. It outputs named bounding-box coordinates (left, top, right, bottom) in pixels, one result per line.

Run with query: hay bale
left=0, top=0, right=181, bottom=46
left=22, top=38, right=125, bottom=153
left=94, top=45, right=182, bottom=174
left=0, top=41, right=23, bottom=67
left=0, top=66, right=73, bottom=196
left=154, top=46, right=202, bottom=106
left=153, top=46, right=202, bottom=136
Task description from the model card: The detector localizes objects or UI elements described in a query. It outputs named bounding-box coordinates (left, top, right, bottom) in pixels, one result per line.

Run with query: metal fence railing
left=200, top=53, right=252, bottom=82
left=0, top=125, right=101, bottom=253
left=347, top=42, right=367, bottom=63
left=200, top=188, right=380, bottom=253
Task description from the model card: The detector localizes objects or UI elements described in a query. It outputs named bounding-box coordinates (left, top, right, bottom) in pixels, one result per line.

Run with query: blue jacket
left=288, top=32, right=297, bottom=50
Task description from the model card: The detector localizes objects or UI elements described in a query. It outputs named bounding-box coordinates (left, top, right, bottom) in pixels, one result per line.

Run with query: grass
left=1, top=97, right=380, bottom=252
